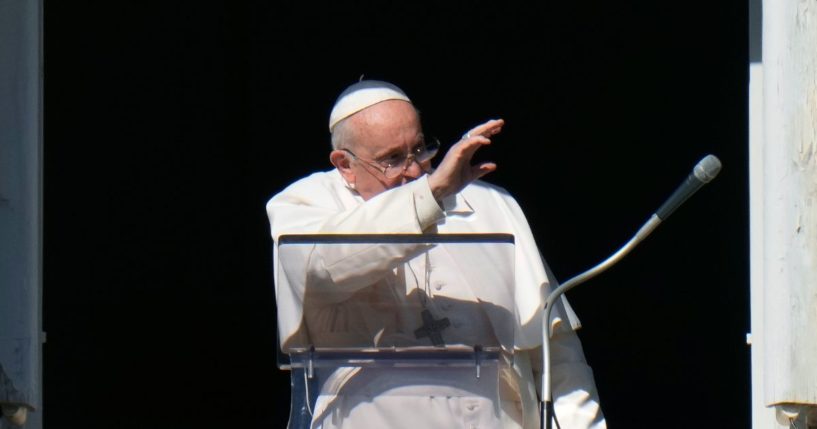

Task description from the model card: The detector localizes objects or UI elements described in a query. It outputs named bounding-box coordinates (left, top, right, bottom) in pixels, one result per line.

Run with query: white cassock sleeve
left=268, top=173, right=445, bottom=348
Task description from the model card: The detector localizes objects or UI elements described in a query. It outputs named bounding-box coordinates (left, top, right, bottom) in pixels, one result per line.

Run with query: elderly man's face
left=332, top=100, right=431, bottom=201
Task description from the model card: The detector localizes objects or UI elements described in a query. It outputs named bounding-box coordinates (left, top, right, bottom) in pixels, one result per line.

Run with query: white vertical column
left=750, top=61, right=781, bottom=428
left=0, top=0, right=43, bottom=428
left=748, top=0, right=780, bottom=425
left=761, top=0, right=817, bottom=425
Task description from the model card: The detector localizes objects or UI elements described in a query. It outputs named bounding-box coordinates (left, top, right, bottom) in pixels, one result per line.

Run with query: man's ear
left=330, top=150, right=355, bottom=183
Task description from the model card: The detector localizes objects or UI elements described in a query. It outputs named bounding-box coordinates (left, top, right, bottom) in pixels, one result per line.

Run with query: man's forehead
left=349, top=103, right=420, bottom=148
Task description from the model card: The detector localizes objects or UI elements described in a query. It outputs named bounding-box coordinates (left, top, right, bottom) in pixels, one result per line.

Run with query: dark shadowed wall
left=44, top=1, right=748, bottom=427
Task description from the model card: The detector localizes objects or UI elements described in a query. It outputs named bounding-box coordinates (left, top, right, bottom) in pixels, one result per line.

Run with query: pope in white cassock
left=266, top=80, right=606, bottom=428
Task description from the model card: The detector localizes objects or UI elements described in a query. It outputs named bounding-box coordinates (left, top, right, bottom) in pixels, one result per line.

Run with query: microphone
left=540, top=154, right=722, bottom=429
left=656, top=155, right=722, bottom=221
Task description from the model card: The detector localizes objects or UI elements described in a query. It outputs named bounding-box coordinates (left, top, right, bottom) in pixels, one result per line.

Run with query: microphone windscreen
left=693, top=154, right=722, bottom=183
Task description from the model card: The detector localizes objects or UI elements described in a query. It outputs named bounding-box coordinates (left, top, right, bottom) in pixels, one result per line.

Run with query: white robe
left=267, top=170, right=606, bottom=429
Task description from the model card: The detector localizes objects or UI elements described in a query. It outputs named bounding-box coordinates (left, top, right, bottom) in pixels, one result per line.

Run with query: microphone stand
left=539, top=155, right=721, bottom=428
left=540, top=214, right=662, bottom=429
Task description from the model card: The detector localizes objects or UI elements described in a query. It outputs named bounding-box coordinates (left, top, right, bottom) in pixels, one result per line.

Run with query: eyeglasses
left=343, top=138, right=441, bottom=179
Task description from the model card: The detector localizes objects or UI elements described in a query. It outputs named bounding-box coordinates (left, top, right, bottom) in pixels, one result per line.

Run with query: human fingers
left=461, top=118, right=505, bottom=140
left=427, top=136, right=493, bottom=200
left=432, top=136, right=483, bottom=176
left=445, top=136, right=495, bottom=182
left=470, top=162, right=497, bottom=181
left=451, top=134, right=492, bottom=164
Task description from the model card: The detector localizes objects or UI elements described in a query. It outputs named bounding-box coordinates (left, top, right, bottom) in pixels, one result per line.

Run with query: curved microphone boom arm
left=539, top=154, right=722, bottom=429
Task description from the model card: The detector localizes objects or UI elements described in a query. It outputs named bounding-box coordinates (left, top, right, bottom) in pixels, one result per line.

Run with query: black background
left=44, top=1, right=748, bottom=428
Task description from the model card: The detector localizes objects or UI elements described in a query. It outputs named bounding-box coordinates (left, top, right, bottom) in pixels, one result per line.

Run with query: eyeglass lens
left=383, top=139, right=440, bottom=178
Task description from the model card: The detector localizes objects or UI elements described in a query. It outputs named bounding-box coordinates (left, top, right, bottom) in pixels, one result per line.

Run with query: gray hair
left=330, top=116, right=355, bottom=150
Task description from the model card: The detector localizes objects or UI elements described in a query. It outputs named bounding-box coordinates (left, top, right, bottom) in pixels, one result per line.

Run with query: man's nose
left=400, top=155, right=424, bottom=179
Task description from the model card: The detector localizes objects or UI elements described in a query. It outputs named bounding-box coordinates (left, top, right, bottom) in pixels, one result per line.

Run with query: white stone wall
left=753, top=0, right=817, bottom=426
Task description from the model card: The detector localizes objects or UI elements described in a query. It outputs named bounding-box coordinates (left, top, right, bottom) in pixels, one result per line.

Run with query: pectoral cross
left=414, top=309, right=450, bottom=347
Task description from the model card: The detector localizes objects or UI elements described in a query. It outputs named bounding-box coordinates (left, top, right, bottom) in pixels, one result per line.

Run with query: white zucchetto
left=328, top=80, right=411, bottom=132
